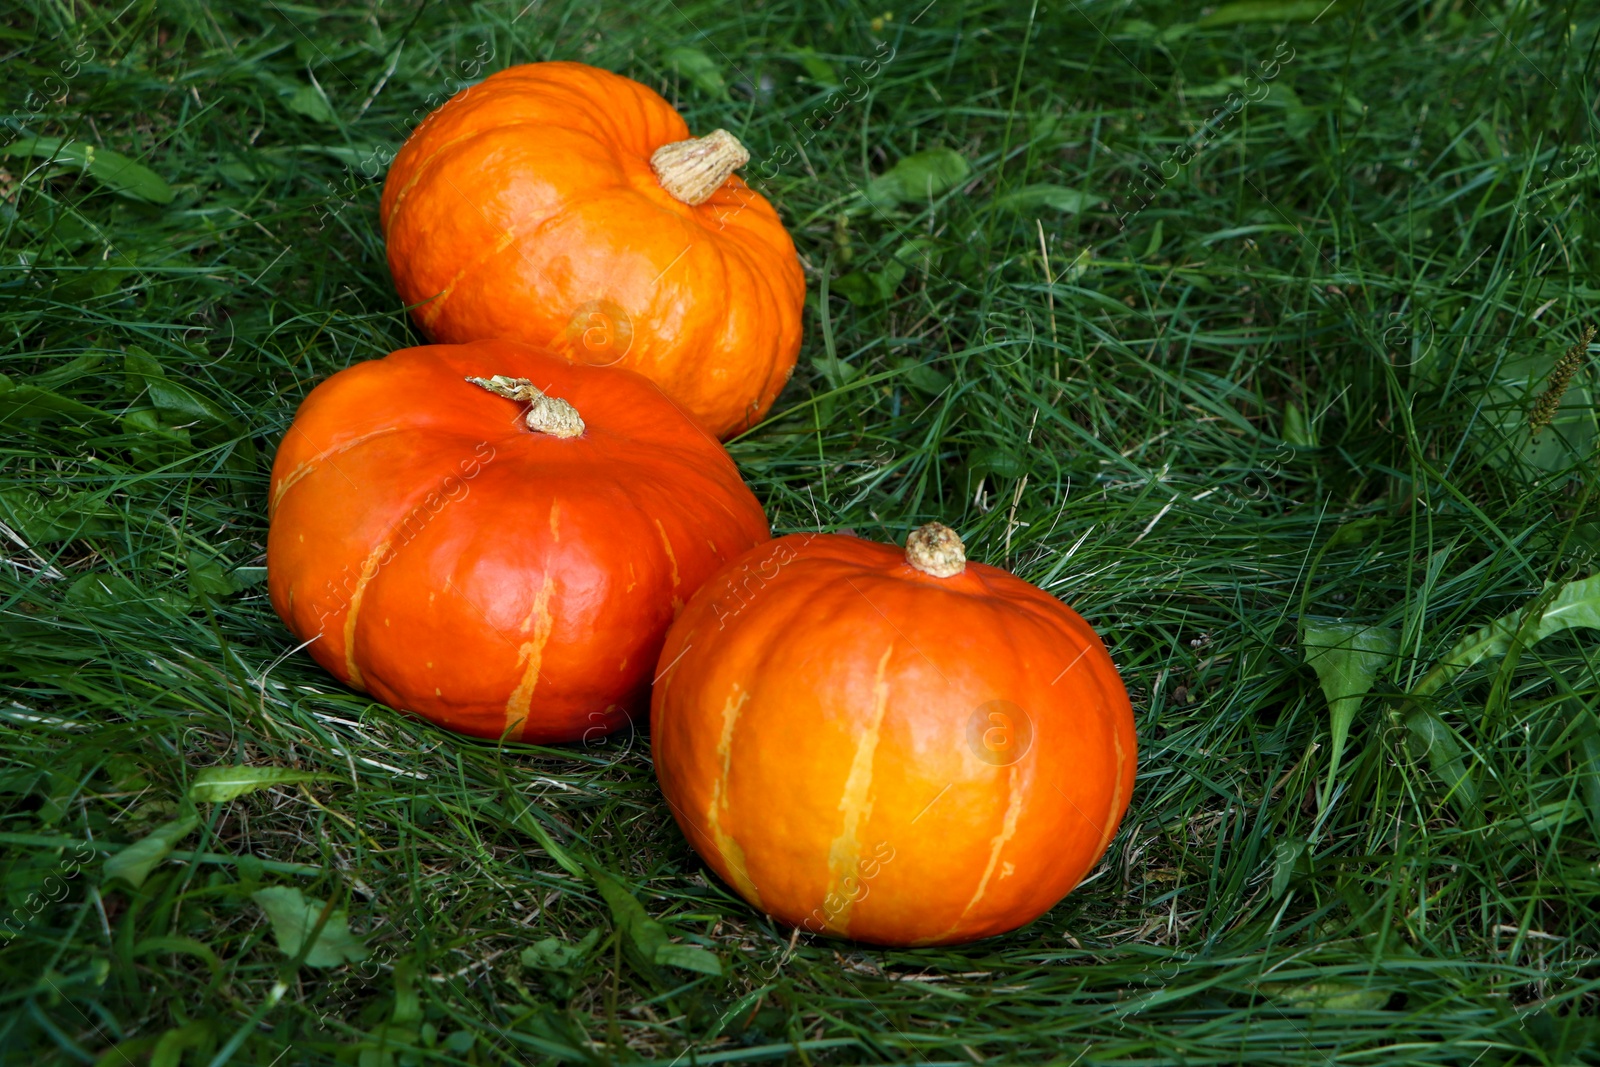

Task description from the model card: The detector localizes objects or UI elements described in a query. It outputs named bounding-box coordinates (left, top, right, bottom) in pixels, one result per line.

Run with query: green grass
left=3, top=0, right=1600, bottom=1062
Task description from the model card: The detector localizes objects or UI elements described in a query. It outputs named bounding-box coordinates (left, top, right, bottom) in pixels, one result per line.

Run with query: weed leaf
left=250, top=886, right=369, bottom=967
left=591, top=869, right=722, bottom=977
left=188, top=765, right=328, bottom=803
left=866, top=148, right=970, bottom=206
left=993, top=183, right=1092, bottom=214
left=3, top=136, right=174, bottom=204
left=664, top=47, right=727, bottom=98
left=1413, top=574, right=1600, bottom=697
left=105, top=811, right=199, bottom=888
left=1200, top=1, right=1344, bottom=25
left=1303, top=623, right=1398, bottom=791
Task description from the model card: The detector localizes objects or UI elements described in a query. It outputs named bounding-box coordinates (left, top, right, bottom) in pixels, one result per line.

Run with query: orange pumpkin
left=379, top=61, right=805, bottom=440
left=267, top=339, right=768, bottom=743
left=651, top=524, right=1136, bottom=946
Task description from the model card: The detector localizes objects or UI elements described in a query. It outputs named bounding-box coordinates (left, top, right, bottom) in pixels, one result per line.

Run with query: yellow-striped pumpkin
left=650, top=524, right=1136, bottom=945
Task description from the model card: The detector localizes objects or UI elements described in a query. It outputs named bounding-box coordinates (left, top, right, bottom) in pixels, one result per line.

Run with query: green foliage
left=1, top=135, right=174, bottom=203
left=251, top=886, right=371, bottom=968
left=592, top=868, right=723, bottom=977
left=663, top=46, right=728, bottom=99
left=864, top=147, right=971, bottom=207
left=187, top=765, right=331, bottom=803
left=1303, top=623, right=1398, bottom=797
left=103, top=808, right=199, bottom=888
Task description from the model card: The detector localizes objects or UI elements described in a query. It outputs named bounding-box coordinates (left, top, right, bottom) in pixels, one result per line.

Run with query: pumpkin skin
left=267, top=339, right=769, bottom=743
left=379, top=61, right=806, bottom=439
left=650, top=526, right=1136, bottom=946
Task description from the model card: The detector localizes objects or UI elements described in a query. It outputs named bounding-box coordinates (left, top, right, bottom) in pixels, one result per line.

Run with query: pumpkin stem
left=905, top=523, right=966, bottom=577
left=466, top=375, right=585, bottom=438
left=650, top=129, right=750, bottom=206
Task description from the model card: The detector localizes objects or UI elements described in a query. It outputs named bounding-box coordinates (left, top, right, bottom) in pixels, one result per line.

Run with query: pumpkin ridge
left=506, top=64, right=670, bottom=153
left=652, top=518, right=681, bottom=590
left=823, top=641, right=894, bottom=937
left=1095, top=728, right=1130, bottom=861
left=706, top=684, right=762, bottom=909
left=385, top=120, right=631, bottom=230
left=503, top=569, right=557, bottom=739
left=271, top=424, right=404, bottom=516
left=327, top=439, right=529, bottom=695
left=944, top=763, right=1027, bottom=940
left=419, top=176, right=674, bottom=338
left=341, top=537, right=394, bottom=688
left=713, top=227, right=793, bottom=425
left=408, top=162, right=615, bottom=330
left=694, top=556, right=824, bottom=908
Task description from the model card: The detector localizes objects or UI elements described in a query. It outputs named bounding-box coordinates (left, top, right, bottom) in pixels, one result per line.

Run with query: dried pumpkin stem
left=905, top=523, right=966, bottom=578
left=650, top=129, right=750, bottom=206
left=466, top=375, right=585, bottom=438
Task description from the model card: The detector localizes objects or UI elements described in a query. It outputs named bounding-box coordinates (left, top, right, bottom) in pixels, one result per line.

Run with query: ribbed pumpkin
left=651, top=524, right=1136, bottom=946
left=267, top=339, right=769, bottom=743
left=379, top=61, right=805, bottom=439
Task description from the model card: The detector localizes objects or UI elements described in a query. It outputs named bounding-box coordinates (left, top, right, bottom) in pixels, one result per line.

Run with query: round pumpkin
left=267, top=339, right=769, bottom=743
left=379, top=61, right=805, bottom=440
left=651, top=524, right=1136, bottom=946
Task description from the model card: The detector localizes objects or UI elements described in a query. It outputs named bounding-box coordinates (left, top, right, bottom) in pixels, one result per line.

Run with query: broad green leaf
left=1404, top=707, right=1479, bottom=811
left=232, top=565, right=268, bottom=587
left=993, top=183, right=1092, bottom=215
left=0, top=373, right=110, bottom=423
left=251, top=886, right=369, bottom=967
left=520, top=929, right=601, bottom=974
left=831, top=271, right=885, bottom=306
left=67, top=571, right=190, bottom=615
left=969, top=446, right=1030, bottom=481
left=29, top=352, right=104, bottom=391
left=592, top=868, right=668, bottom=960
left=1413, top=574, right=1600, bottom=697
left=284, top=83, right=336, bottom=124
left=792, top=47, right=840, bottom=87
left=149, top=1021, right=215, bottom=1067
left=1199, top=1, right=1344, bottom=25
left=1270, top=837, right=1306, bottom=898
left=865, top=148, right=970, bottom=207
left=1577, top=723, right=1600, bottom=830
left=131, top=936, right=222, bottom=982
left=519, top=929, right=600, bottom=998
left=105, top=811, right=198, bottom=888
left=1265, top=83, right=1317, bottom=141
left=892, top=357, right=951, bottom=396
left=653, top=943, right=724, bottom=975
left=1472, top=349, right=1597, bottom=476
left=188, top=765, right=327, bottom=803
left=392, top=957, right=421, bottom=1025
left=664, top=46, right=727, bottom=98
left=1260, top=980, right=1388, bottom=1011
left=0, top=488, right=117, bottom=543
left=124, top=347, right=238, bottom=428
left=2, top=135, right=174, bottom=204
left=119, top=407, right=192, bottom=453
left=832, top=241, right=937, bottom=304
left=1143, top=219, right=1166, bottom=259
left=591, top=869, right=722, bottom=976
left=811, top=354, right=860, bottom=389
left=187, top=553, right=239, bottom=599
left=1282, top=400, right=1316, bottom=447
left=1303, top=623, right=1398, bottom=793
